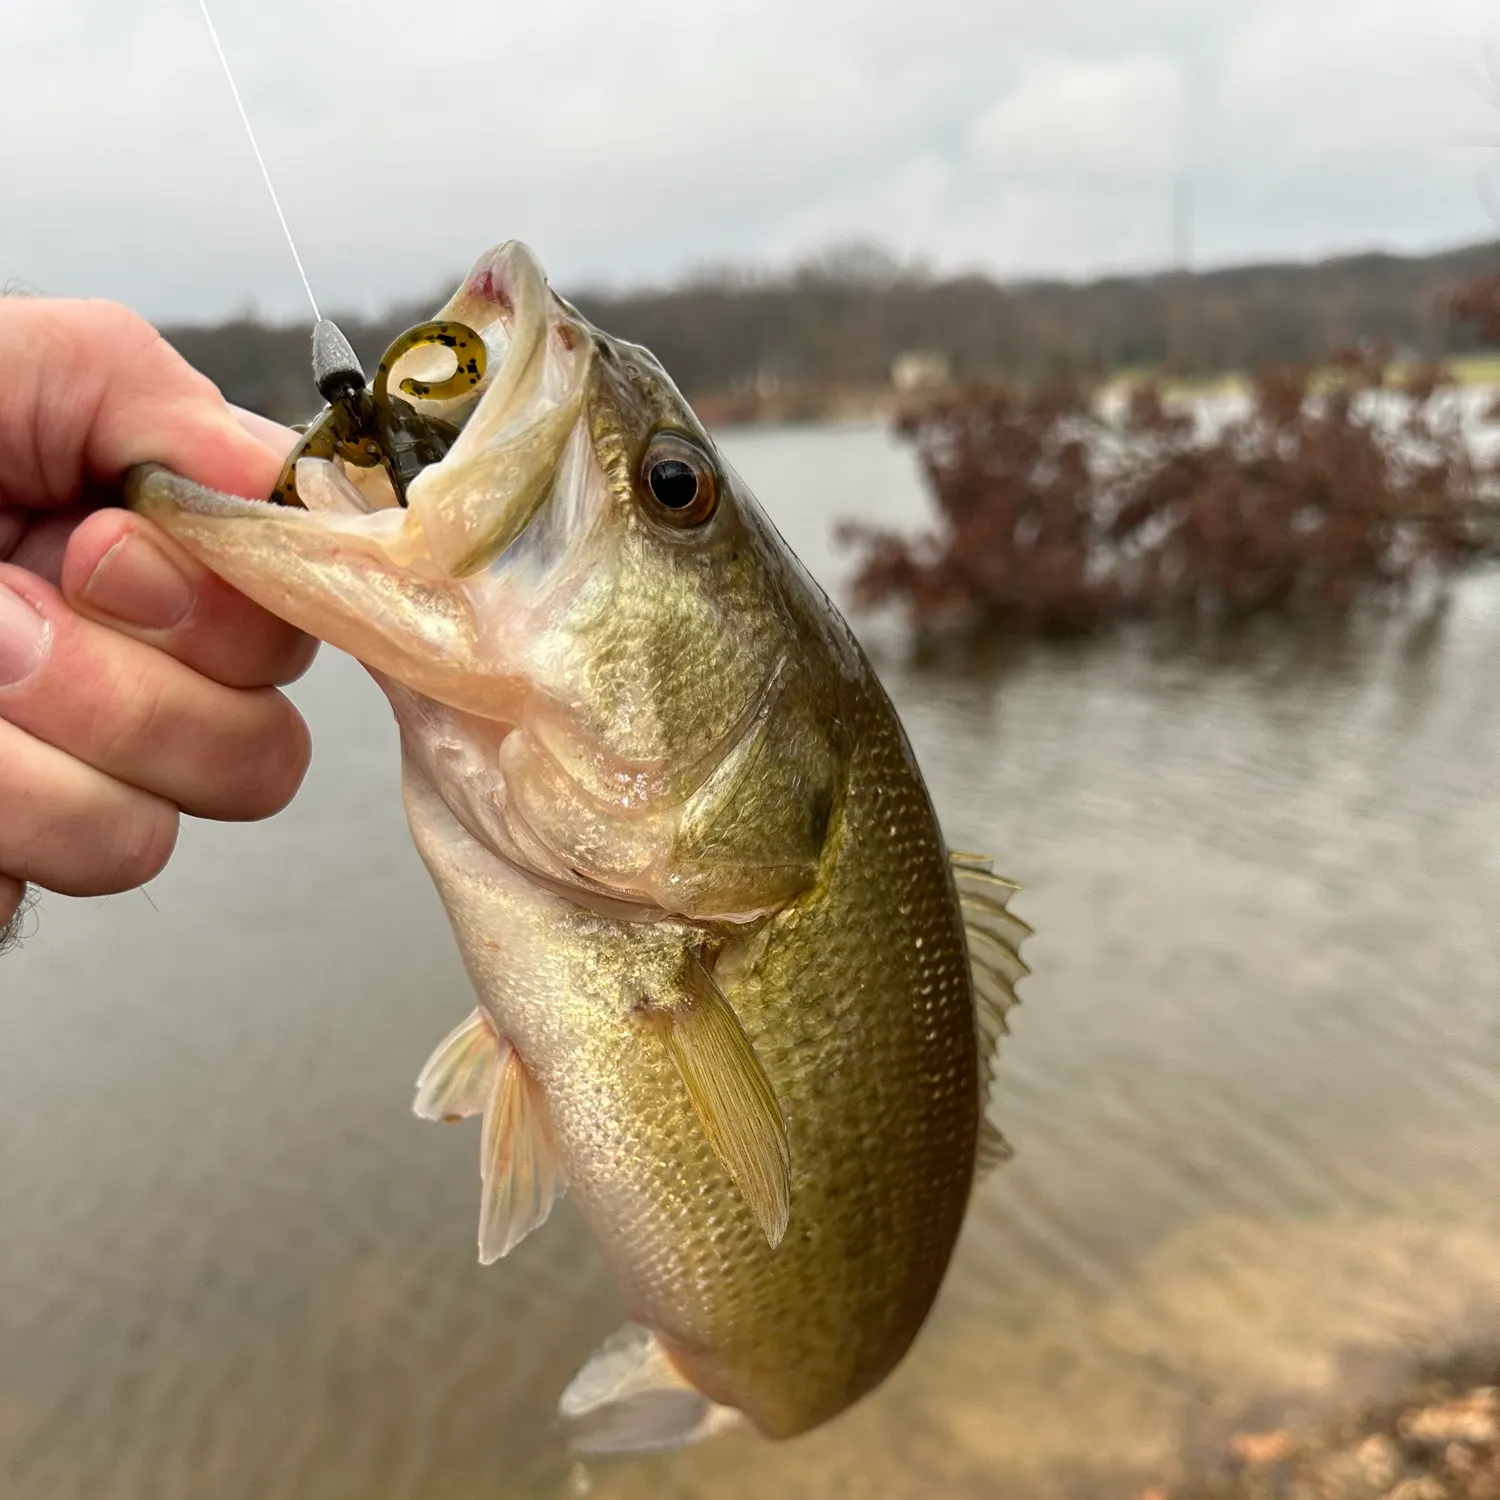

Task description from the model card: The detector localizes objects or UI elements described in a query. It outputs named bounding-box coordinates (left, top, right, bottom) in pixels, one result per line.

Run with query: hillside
left=162, top=237, right=1500, bottom=426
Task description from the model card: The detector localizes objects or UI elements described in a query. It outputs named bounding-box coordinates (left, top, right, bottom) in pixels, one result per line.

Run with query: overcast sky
left=3, top=0, right=1499, bottom=324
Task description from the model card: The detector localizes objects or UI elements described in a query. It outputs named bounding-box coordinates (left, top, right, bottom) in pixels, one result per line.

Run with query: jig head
left=271, top=317, right=487, bottom=508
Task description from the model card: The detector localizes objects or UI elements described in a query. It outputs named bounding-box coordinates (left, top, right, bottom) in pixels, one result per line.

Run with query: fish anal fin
left=413, top=1007, right=501, bottom=1122
left=977, top=1118, right=1015, bottom=1176
left=478, top=1042, right=567, bottom=1264
left=643, top=958, right=791, bottom=1249
left=557, top=1323, right=749, bottom=1456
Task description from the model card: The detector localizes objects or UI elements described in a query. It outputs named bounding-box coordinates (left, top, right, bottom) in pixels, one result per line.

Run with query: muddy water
left=3, top=422, right=1499, bottom=1500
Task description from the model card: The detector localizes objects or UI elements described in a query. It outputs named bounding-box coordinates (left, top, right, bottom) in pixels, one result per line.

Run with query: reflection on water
left=4, top=422, right=1500, bottom=1499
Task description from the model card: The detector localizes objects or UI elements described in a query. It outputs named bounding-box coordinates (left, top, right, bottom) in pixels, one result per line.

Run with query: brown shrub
left=839, top=286, right=1500, bottom=636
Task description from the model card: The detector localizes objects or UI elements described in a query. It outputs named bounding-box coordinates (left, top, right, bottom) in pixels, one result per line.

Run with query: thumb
left=0, top=298, right=296, bottom=510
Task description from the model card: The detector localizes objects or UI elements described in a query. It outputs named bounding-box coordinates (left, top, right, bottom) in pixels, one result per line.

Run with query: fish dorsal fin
left=643, top=958, right=791, bottom=1249
left=412, top=1009, right=568, bottom=1262
left=557, top=1322, right=748, bottom=1456
left=950, top=851, right=1032, bottom=1178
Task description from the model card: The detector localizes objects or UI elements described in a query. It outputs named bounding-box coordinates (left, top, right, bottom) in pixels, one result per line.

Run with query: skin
left=0, top=298, right=316, bottom=944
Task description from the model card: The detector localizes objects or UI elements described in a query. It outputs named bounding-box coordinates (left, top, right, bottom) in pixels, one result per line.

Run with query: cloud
left=0, top=0, right=1495, bottom=322
left=969, top=54, right=1188, bottom=183
left=1217, top=0, right=1498, bottom=177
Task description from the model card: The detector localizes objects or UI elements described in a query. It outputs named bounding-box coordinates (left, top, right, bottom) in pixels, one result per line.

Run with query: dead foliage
left=839, top=285, right=1500, bottom=636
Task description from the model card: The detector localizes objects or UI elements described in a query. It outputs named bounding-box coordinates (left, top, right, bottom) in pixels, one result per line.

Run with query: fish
left=126, top=240, right=1031, bottom=1454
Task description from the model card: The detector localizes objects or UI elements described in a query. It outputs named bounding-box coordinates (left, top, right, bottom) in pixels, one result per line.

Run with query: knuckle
left=248, top=698, right=312, bottom=818
left=89, top=659, right=175, bottom=768
left=270, top=630, right=319, bottom=688
left=201, top=607, right=316, bottom=691
left=98, top=795, right=179, bottom=893
left=41, top=301, right=156, bottom=390
left=89, top=300, right=158, bottom=349
left=207, top=693, right=311, bottom=821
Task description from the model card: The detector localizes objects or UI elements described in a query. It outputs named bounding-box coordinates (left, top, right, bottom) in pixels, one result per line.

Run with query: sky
left=3, top=0, right=1499, bottom=324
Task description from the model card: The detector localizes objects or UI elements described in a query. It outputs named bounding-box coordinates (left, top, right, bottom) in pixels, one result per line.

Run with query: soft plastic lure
left=271, top=317, right=487, bottom=508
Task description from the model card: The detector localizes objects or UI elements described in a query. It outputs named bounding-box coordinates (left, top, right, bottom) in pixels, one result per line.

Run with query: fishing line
left=193, top=0, right=321, bottom=323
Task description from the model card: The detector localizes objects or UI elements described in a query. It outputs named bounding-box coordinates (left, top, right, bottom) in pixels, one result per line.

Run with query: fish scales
left=125, top=240, right=1026, bottom=1453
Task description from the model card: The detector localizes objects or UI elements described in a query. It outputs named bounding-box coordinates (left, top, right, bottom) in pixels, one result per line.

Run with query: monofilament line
left=195, top=0, right=321, bottom=322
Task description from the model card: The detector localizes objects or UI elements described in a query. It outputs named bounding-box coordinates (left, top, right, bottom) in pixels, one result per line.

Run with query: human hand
left=0, top=298, right=316, bottom=942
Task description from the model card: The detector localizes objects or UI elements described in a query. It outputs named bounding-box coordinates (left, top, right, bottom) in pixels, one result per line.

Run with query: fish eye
left=640, top=433, right=719, bottom=527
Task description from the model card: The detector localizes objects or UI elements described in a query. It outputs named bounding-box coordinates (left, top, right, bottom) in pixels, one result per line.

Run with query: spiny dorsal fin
left=950, top=851, right=1031, bottom=1179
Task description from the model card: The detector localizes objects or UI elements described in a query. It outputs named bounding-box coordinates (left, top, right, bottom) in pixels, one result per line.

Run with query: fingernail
left=0, top=580, right=51, bottom=688
left=82, top=530, right=194, bottom=631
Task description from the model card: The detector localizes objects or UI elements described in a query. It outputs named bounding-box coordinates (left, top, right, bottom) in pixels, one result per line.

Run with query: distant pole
left=1169, top=174, right=1195, bottom=372
left=1172, top=174, right=1194, bottom=271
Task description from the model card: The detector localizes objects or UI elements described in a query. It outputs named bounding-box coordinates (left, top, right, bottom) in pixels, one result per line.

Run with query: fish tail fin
left=556, top=1323, right=748, bottom=1456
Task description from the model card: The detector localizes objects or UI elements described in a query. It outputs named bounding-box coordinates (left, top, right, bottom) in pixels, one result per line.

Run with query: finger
left=3, top=500, right=96, bottom=584
left=0, top=299, right=291, bottom=509
left=61, top=509, right=317, bottom=689
left=0, top=875, right=24, bottom=935
left=0, top=717, right=179, bottom=897
left=0, top=565, right=310, bottom=822
left=231, top=404, right=300, bottom=454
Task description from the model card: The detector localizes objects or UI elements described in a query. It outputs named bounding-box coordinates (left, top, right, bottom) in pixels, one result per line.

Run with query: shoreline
left=685, top=356, right=1500, bottom=429
left=1157, top=1351, right=1499, bottom=1500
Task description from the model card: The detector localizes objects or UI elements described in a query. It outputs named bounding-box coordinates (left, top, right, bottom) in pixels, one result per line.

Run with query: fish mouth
left=126, top=240, right=595, bottom=721
left=400, top=240, right=594, bottom=577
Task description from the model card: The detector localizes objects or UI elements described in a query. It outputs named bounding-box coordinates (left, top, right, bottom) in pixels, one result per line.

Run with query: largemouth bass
left=127, top=241, right=1030, bottom=1453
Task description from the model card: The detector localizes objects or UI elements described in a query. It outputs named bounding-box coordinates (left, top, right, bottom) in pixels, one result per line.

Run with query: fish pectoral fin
left=647, top=959, right=791, bottom=1249
left=950, top=850, right=1032, bottom=1180
left=478, top=1042, right=567, bottom=1264
left=557, top=1322, right=748, bottom=1456
left=413, top=1007, right=501, bottom=1122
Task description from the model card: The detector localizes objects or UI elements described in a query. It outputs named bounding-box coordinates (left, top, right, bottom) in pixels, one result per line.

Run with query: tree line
left=163, top=237, right=1500, bottom=426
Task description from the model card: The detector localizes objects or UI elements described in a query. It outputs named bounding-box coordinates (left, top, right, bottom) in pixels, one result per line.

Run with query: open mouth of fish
left=128, top=242, right=797, bottom=926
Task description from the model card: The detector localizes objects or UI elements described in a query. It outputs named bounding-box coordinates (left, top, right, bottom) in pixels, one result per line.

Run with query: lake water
left=4, top=422, right=1500, bottom=1500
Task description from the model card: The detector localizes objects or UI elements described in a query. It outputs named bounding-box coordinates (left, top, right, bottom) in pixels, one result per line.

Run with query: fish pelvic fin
left=478, top=1039, right=567, bottom=1263
left=557, top=1322, right=749, bottom=1456
left=949, top=851, right=1033, bottom=1179
left=412, top=1008, right=567, bottom=1262
left=413, top=1007, right=499, bottom=1122
left=641, top=957, right=791, bottom=1249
